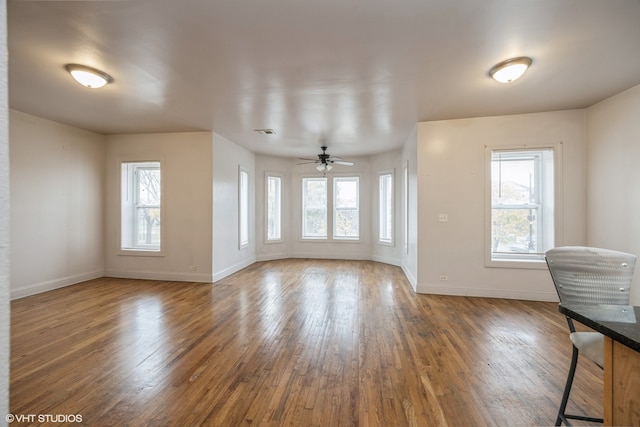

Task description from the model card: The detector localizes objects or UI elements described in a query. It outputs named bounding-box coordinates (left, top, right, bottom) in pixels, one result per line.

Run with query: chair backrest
left=545, top=246, right=636, bottom=305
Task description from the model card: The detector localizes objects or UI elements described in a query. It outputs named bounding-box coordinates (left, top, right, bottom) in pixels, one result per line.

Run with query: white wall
left=586, top=83, right=640, bottom=304
left=401, top=126, right=419, bottom=290
left=253, top=150, right=405, bottom=266
left=10, top=110, right=106, bottom=298
left=105, top=132, right=213, bottom=282
left=417, top=110, right=587, bottom=301
left=370, top=149, right=403, bottom=266
left=288, top=155, right=372, bottom=260
left=255, top=155, right=292, bottom=261
left=213, top=133, right=256, bottom=281
left=0, top=0, right=9, bottom=420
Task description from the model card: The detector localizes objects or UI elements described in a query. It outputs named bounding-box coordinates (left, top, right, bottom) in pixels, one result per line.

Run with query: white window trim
left=239, top=166, right=250, bottom=250
left=301, top=175, right=328, bottom=240
left=300, top=173, right=362, bottom=243
left=118, top=158, right=165, bottom=257
left=377, top=169, right=394, bottom=246
left=265, top=172, right=284, bottom=244
left=484, top=142, right=563, bottom=269
left=333, top=176, right=360, bottom=241
left=403, top=162, right=409, bottom=255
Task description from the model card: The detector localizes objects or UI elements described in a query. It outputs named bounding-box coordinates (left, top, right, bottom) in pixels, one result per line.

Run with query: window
left=302, top=175, right=360, bottom=241
left=302, top=177, right=327, bottom=239
left=266, top=173, right=282, bottom=242
left=239, top=168, right=249, bottom=248
left=487, top=146, right=558, bottom=266
left=333, top=177, right=359, bottom=239
left=378, top=171, right=393, bottom=244
left=403, top=163, right=408, bottom=254
left=121, top=161, right=162, bottom=253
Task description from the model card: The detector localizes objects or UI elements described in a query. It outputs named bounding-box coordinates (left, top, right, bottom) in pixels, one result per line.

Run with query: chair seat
left=570, top=331, right=604, bottom=368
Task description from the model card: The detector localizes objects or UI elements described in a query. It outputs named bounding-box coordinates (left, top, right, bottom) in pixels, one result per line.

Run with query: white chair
left=545, top=246, right=636, bottom=426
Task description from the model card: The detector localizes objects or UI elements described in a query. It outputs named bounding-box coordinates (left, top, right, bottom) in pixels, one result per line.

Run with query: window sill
left=300, top=238, right=362, bottom=243
left=485, top=258, right=547, bottom=270
left=118, top=249, right=164, bottom=257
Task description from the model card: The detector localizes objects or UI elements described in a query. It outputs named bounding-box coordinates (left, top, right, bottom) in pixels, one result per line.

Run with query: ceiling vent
left=254, top=129, right=276, bottom=135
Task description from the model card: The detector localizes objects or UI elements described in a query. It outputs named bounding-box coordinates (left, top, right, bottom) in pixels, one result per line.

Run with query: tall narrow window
left=266, top=174, right=282, bottom=242
left=121, top=161, right=162, bottom=252
left=488, top=147, right=556, bottom=264
left=333, top=177, right=359, bottom=239
left=302, top=177, right=327, bottom=239
left=403, top=163, right=408, bottom=254
left=239, top=168, right=249, bottom=248
left=379, top=171, right=393, bottom=244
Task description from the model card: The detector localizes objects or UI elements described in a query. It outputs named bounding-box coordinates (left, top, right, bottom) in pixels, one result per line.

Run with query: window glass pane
left=239, top=169, right=249, bottom=247
left=404, top=165, right=408, bottom=253
left=491, top=208, right=538, bottom=254
left=490, top=149, right=553, bottom=260
left=335, top=209, right=359, bottom=238
left=267, top=175, right=281, bottom=241
left=492, top=155, right=536, bottom=205
left=137, top=169, right=161, bottom=205
left=334, top=177, right=359, bottom=239
left=335, top=179, right=358, bottom=208
left=121, top=161, right=161, bottom=252
left=303, top=178, right=327, bottom=238
left=379, top=173, right=393, bottom=243
left=136, top=207, right=161, bottom=246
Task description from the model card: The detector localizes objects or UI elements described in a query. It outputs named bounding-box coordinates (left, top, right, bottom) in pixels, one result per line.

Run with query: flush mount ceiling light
left=65, top=64, right=113, bottom=89
left=489, top=56, right=533, bottom=83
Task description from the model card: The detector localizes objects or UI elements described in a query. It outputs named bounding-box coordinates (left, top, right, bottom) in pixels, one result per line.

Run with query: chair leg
left=556, top=345, right=579, bottom=426
left=556, top=345, right=604, bottom=426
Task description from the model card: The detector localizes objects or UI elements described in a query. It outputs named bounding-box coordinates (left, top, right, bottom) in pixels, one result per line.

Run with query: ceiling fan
left=298, top=146, right=354, bottom=172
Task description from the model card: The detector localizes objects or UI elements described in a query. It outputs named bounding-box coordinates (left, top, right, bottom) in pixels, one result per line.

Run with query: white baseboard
left=371, top=254, right=401, bottom=266
left=105, top=269, right=213, bottom=283
left=212, top=257, right=256, bottom=282
left=11, top=270, right=104, bottom=300
left=401, top=264, right=418, bottom=292
left=256, top=252, right=290, bottom=262
left=416, top=283, right=559, bottom=302
left=289, top=252, right=370, bottom=261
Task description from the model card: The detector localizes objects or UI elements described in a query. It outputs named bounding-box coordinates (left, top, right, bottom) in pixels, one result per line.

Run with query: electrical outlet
left=188, top=265, right=197, bottom=271
left=439, top=213, right=448, bottom=222
left=439, top=275, right=448, bottom=281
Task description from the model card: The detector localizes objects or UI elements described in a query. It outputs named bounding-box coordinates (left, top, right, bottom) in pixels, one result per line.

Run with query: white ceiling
left=8, top=0, right=640, bottom=158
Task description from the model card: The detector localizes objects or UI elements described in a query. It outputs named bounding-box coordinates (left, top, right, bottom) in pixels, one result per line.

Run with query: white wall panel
left=586, top=83, right=640, bottom=304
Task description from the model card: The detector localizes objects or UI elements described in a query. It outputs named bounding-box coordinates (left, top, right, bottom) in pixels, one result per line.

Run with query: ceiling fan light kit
left=298, top=146, right=354, bottom=172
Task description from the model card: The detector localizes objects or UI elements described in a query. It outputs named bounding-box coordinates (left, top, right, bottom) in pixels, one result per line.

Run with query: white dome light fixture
left=65, top=64, right=113, bottom=89
left=489, top=56, right=533, bottom=83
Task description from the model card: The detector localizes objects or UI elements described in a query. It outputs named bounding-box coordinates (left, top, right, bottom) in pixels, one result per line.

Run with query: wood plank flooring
left=10, top=259, right=603, bottom=426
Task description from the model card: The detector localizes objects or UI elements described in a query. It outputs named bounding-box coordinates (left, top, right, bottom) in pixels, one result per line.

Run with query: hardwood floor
left=11, top=259, right=603, bottom=426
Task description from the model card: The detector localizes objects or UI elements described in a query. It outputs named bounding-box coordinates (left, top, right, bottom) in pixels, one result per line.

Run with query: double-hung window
left=378, top=171, right=393, bottom=245
left=266, top=173, right=282, bottom=242
left=121, top=161, right=162, bottom=253
left=239, top=167, right=250, bottom=249
left=333, top=177, right=359, bottom=239
left=486, top=146, right=559, bottom=266
left=302, top=177, right=328, bottom=239
left=302, top=176, right=360, bottom=241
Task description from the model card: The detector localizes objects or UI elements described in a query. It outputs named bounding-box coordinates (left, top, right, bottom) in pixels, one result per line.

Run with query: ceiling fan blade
left=332, top=160, right=354, bottom=166
left=327, top=156, right=342, bottom=161
left=297, top=161, right=319, bottom=165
